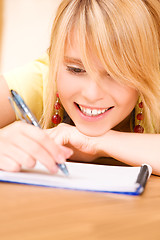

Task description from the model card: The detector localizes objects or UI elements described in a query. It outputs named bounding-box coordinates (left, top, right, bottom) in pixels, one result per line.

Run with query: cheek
left=57, top=70, right=71, bottom=99
left=118, top=90, right=139, bottom=117
left=124, top=89, right=138, bottom=105
left=57, top=68, right=76, bottom=93
left=112, top=83, right=138, bottom=108
left=57, top=69, right=80, bottom=109
left=57, top=69, right=67, bottom=92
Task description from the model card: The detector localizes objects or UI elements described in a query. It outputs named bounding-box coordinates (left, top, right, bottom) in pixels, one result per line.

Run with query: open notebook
left=0, top=162, right=152, bottom=195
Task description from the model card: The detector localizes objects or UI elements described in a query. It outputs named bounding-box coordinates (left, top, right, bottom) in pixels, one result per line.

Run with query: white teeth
left=79, top=105, right=110, bottom=116
left=86, top=108, right=92, bottom=116
left=92, top=109, right=98, bottom=116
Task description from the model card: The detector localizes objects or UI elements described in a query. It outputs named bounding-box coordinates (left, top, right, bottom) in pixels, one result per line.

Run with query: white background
left=1, top=0, right=61, bottom=72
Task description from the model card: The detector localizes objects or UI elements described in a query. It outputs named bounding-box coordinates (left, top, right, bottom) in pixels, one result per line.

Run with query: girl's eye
left=66, top=66, right=86, bottom=74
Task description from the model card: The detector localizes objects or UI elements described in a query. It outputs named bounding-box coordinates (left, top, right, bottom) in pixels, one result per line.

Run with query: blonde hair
left=41, top=0, right=160, bottom=133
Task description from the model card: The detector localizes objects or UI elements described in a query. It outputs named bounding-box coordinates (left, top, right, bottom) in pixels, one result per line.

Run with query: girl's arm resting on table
left=95, top=130, right=160, bottom=175
left=48, top=123, right=160, bottom=175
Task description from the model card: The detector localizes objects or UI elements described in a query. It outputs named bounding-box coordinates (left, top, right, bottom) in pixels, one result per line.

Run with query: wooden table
left=0, top=159, right=160, bottom=240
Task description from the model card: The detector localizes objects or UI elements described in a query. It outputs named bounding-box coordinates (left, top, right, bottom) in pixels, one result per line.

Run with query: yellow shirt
left=4, top=53, right=49, bottom=121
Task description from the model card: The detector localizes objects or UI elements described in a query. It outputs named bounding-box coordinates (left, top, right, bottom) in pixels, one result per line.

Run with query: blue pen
left=9, top=90, right=69, bottom=176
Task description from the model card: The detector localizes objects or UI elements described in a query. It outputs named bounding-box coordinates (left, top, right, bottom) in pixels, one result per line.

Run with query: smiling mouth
left=76, top=103, right=114, bottom=117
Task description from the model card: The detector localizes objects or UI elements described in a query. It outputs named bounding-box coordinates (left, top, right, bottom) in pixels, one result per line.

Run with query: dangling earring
left=51, top=93, right=62, bottom=126
left=134, top=101, right=144, bottom=133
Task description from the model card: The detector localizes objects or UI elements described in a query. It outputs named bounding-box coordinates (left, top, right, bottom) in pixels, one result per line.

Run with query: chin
left=76, top=125, right=110, bottom=137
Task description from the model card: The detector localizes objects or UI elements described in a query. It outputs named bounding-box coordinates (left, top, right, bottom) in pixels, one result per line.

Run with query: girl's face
left=57, top=39, right=138, bottom=137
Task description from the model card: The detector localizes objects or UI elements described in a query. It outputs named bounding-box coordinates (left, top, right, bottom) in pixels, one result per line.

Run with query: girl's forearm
left=96, top=130, right=160, bottom=175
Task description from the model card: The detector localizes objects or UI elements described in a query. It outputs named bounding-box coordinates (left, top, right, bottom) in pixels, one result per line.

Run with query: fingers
left=48, top=123, right=98, bottom=158
left=0, top=155, right=21, bottom=172
left=13, top=133, right=72, bottom=173
left=0, top=143, right=36, bottom=171
left=0, top=122, right=73, bottom=173
left=48, top=123, right=73, bottom=145
left=19, top=125, right=73, bottom=171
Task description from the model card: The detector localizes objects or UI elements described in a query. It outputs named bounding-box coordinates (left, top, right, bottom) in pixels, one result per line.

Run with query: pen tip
left=63, top=169, right=69, bottom=176
left=57, top=163, right=69, bottom=176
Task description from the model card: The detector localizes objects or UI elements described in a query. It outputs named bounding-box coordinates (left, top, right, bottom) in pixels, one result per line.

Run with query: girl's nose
left=81, top=79, right=104, bottom=103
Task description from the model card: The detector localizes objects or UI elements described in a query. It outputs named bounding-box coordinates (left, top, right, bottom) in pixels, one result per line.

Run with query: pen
left=9, top=89, right=69, bottom=176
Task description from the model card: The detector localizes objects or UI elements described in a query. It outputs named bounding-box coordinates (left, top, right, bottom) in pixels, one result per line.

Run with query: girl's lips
left=75, top=103, right=114, bottom=120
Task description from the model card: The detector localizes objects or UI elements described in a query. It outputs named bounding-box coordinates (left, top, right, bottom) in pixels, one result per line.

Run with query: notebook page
left=0, top=162, right=151, bottom=193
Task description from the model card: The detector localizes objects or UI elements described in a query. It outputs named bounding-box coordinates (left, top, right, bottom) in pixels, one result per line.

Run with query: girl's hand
left=47, top=123, right=102, bottom=162
left=0, top=121, right=73, bottom=173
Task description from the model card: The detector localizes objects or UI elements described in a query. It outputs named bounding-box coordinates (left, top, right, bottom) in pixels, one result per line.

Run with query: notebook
left=0, top=162, right=152, bottom=195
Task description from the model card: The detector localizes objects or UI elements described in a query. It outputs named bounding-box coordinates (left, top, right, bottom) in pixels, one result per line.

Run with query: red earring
left=51, top=93, right=62, bottom=126
left=134, top=101, right=144, bottom=133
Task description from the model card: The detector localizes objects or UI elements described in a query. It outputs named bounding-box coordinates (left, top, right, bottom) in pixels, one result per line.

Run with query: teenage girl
left=0, top=0, right=160, bottom=175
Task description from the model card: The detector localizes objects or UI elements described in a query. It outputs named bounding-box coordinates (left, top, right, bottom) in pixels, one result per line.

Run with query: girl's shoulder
left=4, top=52, right=49, bottom=121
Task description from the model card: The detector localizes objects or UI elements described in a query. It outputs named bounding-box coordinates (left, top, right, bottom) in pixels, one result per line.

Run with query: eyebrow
left=64, top=56, right=84, bottom=67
